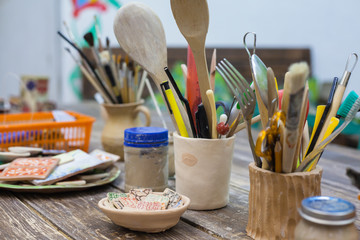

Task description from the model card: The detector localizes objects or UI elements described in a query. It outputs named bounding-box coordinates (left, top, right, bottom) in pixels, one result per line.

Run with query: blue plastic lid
left=299, top=196, right=356, bottom=225
left=124, top=127, right=168, bottom=148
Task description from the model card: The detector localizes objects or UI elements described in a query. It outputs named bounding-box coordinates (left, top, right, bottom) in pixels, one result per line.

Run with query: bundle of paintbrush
left=57, top=24, right=147, bottom=105
left=249, top=52, right=360, bottom=173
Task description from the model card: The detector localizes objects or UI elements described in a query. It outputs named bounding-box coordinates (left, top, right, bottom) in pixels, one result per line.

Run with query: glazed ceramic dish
left=0, top=165, right=120, bottom=193
left=98, top=194, right=190, bottom=233
left=0, top=152, right=31, bottom=162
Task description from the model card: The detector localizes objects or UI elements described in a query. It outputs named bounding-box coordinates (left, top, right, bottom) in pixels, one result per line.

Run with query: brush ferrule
left=339, top=71, right=351, bottom=86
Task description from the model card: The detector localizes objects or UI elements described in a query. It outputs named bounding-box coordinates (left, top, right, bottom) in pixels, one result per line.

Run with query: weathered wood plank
left=16, top=185, right=216, bottom=240
left=0, top=191, right=68, bottom=240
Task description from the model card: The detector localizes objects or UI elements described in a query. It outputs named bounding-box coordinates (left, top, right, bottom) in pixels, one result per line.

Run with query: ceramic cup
left=101, top=100, right=151, bottom=160
left=173, top=132, right=235, bottom=210
left=246, top=162, right=323, bottom=240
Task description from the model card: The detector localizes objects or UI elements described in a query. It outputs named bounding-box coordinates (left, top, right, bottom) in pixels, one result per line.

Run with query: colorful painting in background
left=72, top=0, right=107, bottom=17
left=68, top=0, right=122, bottom=100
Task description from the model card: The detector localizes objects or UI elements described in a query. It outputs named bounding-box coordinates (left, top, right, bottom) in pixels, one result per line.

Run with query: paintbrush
left=94, top=15, right=103, bottom=52
left=57, top=31, right=115, bottom=103
left=106, top=37, right=121, bottom=91
left=65, top=48, right=112, bottom=104
left=282, top=62, right=309, bottom=173
left=83, top=32, right=117, bottom=103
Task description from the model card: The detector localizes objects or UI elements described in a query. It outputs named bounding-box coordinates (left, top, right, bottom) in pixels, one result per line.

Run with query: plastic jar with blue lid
left=295, top=196, right=358, bottom=240
left=124, top=127, right=168, bottom=192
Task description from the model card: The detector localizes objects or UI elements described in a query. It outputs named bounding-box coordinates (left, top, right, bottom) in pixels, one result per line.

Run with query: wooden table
left=1, top=102, right=359, bottom=239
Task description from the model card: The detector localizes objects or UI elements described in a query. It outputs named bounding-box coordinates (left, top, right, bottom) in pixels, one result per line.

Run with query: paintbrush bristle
left=289, top=62, right=309, bottom=78
left=99, top=51, right=110, bottom=64
left=288, top=62, right=309, bottom=91
left=83, top=32, right=94, bottom=47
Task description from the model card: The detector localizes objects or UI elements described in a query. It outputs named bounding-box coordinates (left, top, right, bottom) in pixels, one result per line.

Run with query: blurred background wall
left=1, top=0, right=360, bottom=104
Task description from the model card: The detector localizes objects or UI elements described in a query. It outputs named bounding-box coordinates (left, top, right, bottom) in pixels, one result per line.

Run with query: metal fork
left=216, top=58, right=262, bottom=167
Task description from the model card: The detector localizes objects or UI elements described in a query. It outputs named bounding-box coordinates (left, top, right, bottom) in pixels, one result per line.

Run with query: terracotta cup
left=246, top=162, right=323, bottom=240
left=101, top=100, right=151, bottom=160
left=173, top=133, right=235, bottom=210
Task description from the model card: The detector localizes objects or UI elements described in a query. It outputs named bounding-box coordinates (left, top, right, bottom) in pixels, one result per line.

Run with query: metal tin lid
left=299, top=196, right=356, bottom=226
left=124, top=127, right=168, bottom=148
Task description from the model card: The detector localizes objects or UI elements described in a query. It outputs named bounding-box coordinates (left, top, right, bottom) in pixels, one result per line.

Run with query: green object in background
left=308, top=77, right=319, bottom=105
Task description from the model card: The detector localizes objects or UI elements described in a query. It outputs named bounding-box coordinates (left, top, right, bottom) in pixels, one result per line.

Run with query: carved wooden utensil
left=113, top=2, right=192, bottom=136
left=170, top=0, right=214, bottom=137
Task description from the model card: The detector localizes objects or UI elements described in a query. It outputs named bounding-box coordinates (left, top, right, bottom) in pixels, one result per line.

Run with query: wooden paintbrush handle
left=206, top=90, right=217, bottom=139
left=80, top=66, right=113, bottom=104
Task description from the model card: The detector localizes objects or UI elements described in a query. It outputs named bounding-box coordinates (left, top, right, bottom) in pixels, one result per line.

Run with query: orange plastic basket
left=0, top=111, right=95, bottom=152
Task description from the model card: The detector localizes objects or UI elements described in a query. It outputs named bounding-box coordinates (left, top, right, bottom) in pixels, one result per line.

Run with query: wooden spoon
left=113, top=2, right=192, bottom=136
left=170, top=0, right=214, bottom=136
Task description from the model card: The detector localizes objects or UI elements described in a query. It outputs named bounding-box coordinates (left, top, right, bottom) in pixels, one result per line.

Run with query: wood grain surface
left=0, top=102, right=358, bottom=239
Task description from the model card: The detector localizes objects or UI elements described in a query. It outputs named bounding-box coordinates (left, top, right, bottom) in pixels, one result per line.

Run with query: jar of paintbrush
left=59, top=29, right=154, bottom=160
left=246, top=55, right=360, bottom=240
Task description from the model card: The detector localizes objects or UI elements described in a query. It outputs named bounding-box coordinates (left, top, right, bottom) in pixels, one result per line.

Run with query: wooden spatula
left=113, top=2, right=192, bottom=136
left=170, top=0, right=214, bottom=136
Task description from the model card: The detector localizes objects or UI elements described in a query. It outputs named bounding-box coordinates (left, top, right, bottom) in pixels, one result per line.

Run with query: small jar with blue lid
left=124, top=127, right=168, bottom=192
left=295, top=196, right=358, bottom=240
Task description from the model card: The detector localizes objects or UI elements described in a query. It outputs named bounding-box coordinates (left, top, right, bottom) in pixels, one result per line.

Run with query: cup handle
left=133, top=105, right=151, bottom=126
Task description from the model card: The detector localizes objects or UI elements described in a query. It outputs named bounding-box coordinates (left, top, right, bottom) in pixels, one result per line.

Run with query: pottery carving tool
left=185, top=45, right=201, bottom=132
left=293, top=81, right=309, bottom=166
left=161, top=81, right=188, bottom=137
left=313, top=53, right=358, bottom=149
left=304, top=77, right=338, bottom=158
left=274, top=140, right=282, bottom=173
left=180, top=64, right=188, bottom=97
left=206, top=89, right=217, bottom=139
left=195, top=104, right=210, bottom=139
left=164, top=67, right=196, bottom=137
left=243, top=32, right=269, bottom=128
left=281, top=62, right=309, bottom=173
left=267, top=67, right=278, bottom=119
left=217, top=114, right=229, bottom=138
left=296, top=92, right=360, bottom=172
left=113, top=2, right=192, bottom=136
left=210, top=49, right=217, bottom=91
left=306, top=91, right=358, bottom=171
left=170, top=0, right=214, bottom=136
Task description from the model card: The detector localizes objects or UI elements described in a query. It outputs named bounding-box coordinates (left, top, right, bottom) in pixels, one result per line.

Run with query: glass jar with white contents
left=295, top=196, right=358, bottom=240
left=124, top=127, right=168, bottom=192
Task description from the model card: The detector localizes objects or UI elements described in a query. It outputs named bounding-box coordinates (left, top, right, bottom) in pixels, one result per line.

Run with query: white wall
left=0, top=0, right=61, bottom=102
left=1, top=0, right=360, bottom=103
